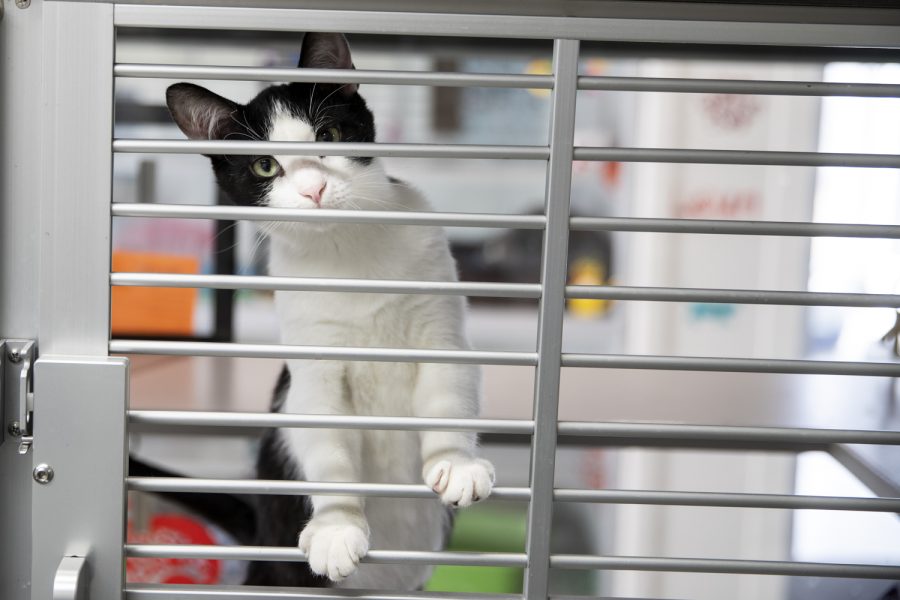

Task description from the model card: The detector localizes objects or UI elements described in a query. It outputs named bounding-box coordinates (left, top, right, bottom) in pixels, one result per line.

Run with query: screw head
left=7, top=421, right=23, bottom=437
left=33, top=463, right=54, bottom=484
left=15, top=0, right=31, bottom=8
left=7, top=348, right=22, bottom=363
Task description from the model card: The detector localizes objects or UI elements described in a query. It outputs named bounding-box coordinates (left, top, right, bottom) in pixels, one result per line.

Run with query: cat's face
left=166, top=33, right=384, bottom=215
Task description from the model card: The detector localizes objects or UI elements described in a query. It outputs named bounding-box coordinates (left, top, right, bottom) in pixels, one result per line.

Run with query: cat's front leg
left=297, top=509, right=369, bottom=582
left=284, top=360, right=369, bottom=582
left=413, top=362, right=496, bottom=507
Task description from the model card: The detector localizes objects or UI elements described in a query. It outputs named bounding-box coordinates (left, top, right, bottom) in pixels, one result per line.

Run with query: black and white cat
left=165, top=32, right=495, bottom=589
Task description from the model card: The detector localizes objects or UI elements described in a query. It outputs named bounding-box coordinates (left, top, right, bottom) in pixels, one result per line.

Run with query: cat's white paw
left=298, top=517, right=370, bottom=582
left=425, top=457, right=496, bottom=507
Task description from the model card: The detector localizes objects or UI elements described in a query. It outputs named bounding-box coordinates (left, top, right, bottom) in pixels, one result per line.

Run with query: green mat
left=425, top=504, right=527, bottom=593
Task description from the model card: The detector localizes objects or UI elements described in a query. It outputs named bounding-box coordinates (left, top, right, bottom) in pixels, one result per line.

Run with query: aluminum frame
left=31, top=357, right=129, bottom=600
left=4, top=1, right=898, bottom=599
left=0, top=2, right=44, bottom=596
left=522, top=38, right=579, bottom=600
left=110, top=4, right=900, bottom=596
left=113, top=5, right=900, bottom=49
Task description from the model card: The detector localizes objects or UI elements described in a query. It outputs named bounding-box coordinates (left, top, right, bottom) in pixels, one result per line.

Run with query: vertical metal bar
left=1, top=1, right=44, bottom=597
left=523, top=38, right=580, bottom=600
left=39, top=1, right=115, bottom=356
left=31, top=357, right=129, bottom=600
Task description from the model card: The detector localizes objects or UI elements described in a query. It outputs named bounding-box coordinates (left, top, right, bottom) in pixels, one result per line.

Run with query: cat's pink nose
left=300, top=181, right=326, bottom=205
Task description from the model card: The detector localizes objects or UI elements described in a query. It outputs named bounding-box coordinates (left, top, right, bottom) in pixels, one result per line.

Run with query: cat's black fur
left=130, top=33, right=452, bottom=588
left=127, top=456, right=258, bottom=546
left=132, top=363, right=455, bottom=588
left=166, top=32, right=376, bottom=209
left=244, top=367, right=326, bottom=586
left=130, top=367, right=325, bottom=586
left=202, top=82, right=376, bottom=208
left=130, top=33, right=372, bottom=587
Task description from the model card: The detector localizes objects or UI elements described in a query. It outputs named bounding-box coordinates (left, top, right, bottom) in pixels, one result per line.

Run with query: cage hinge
left=1, top=339, right=37, bottom=454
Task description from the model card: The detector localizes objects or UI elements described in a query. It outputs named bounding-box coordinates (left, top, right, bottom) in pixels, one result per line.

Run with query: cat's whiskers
left=346, top=175, right=399, bottom=198
left=346, top=193, right=404, bottom=211
left=312, top=85, right=344, bottom=121
left=210, top=221, right=243, bottom=255
left=313, top=102, right=349, bottom=125
left=230, top=112, right=264, bottom=141
left=308, top=83, right=318, bottom=122
left=241, top=223, right=270, bottom=267
left=312, top=85, right=349, bottom=128
left=349, top=171, right=395, bottom=186
left=220, top=124, right=258, bottom=166
left=247, top=218, right=296, bottom=262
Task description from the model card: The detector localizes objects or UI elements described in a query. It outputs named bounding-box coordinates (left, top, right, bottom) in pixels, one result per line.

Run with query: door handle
left=53, top=556, right=88, bottom=600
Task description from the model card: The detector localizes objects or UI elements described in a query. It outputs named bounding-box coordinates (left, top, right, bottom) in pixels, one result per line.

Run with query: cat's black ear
left=166, top=83, right=241, bottom=140
left=298, top=32, right=358, bottom=96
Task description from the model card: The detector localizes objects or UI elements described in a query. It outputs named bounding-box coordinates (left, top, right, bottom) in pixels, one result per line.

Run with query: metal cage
left=2, top=1, right=900, bottom=599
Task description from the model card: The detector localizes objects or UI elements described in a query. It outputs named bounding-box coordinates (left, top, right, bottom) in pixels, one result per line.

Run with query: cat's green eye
left=317, top=127, right=341, bottom=143
left=251, top=157, right=281, bottom=178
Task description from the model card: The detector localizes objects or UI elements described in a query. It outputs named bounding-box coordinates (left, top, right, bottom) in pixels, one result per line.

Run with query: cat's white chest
left=265, top=216, right=481, bottom=591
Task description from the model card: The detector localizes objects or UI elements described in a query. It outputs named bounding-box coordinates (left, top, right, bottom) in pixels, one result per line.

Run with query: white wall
left=609, top=60, right=823, bottom=600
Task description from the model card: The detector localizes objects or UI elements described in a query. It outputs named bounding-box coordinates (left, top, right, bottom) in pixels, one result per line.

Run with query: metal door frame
left=2, top=1, right=900, bottom=599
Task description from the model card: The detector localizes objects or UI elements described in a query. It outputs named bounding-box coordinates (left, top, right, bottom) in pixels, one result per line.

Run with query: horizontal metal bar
left=113, top=6, right=900, bottom=49
left=553, top=489, right=900, bottom=512
left=82, top=349, right=837, bottom=386
left=574, top=147, right=900, bottom=168
left=561, top=353, right=900, bottom=377
left=127, top=410, right=900, bottom=447
left=117, top=274, right=900, bottom=307
left=114, top=63, right=554, bottom=89
left=110, top=340, right=537, bottom=366
left=111, top=203, right=547, bottom=229
left=110, top=204, right=900, bottom=240
left=565, top=285, right=900, bottom=308
left=125, top=583, right=522, bottom=600
left=125, top=545, right=528, bottom=568
left=115, top=140, right=900, bottom=168
left=555, top=422, right=900, bottom=447
left=578, top=75, right=900, bottom=97
left=127, top=410, right=536, bottom=435
left=126, top=477, right=899, bottom=512
left=127, top=477, right=531, bottom=501
left=115, top=65, right=900, bottom=98
left=125, top=545, right=900, bottom=579
left=549, top=555, right=900, bottom=579
left=569, top=216, right=900, bottom=239
left=111, top=273, right=542, bottom=299
left=113, top=139, right=548, bottom=159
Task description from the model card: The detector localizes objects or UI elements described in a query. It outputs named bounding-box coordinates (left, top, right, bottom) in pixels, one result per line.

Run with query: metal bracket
left=53, top=556, right=89, bottom=600
left=2, top=339, right=37, bottom=453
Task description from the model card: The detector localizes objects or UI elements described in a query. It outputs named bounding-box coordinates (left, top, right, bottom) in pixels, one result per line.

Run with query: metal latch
left=53, top=556, right=89, bottom=600
left=1, top=339, right=36, bottom=453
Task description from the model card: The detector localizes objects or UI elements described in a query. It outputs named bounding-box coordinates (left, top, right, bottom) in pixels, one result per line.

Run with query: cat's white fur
left=264, top=110, right=495, bottom=588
